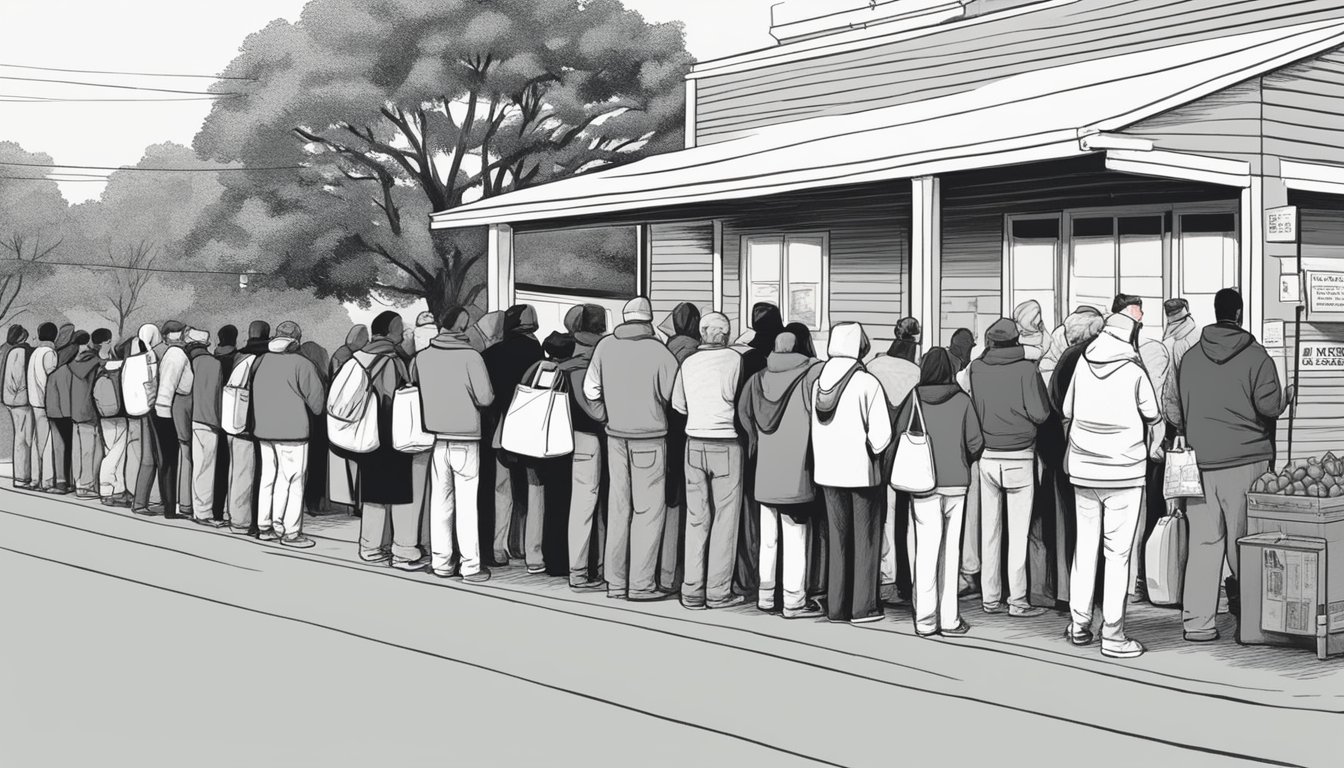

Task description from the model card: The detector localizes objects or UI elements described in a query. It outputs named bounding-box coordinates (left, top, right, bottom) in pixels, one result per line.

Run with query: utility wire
left=0, top=175, right=111, bottom=182
left=29, top=260, right=270, bottom=277
left=0, top=94, right=233, bottom=102
left=0, top=161, right=303, bottom=172
left=0, top=74, right=243, bottom=96
left=0, top=61, right=256, bottom=81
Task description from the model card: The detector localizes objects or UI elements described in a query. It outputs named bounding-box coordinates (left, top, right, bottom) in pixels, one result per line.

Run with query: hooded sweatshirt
left=467, top=311, right=505, bottom=354
left=584, top=320, right=679, bottom=439
left=810, top=323, right=892, bottom=488
left=410, top=330, right=494, bottom=439
left=894, top=380, right=984, bottom=491
left=68, top=347, right=103, bottom=424
left=948, top=329, right=976, bottom=372
left=741, top=303, right=785, bottom=383
left=738, top=349, right=822, bottom=505
left=1063, top=314, right=1160, bottom=487
left=191, top=344, right=236, bottom=430
left=1178, top=322, right=1285, bottom=470
left=663, top=302, right=702, bottom=364
left=559, top=304, right=607, bottom=435
left=965, top=335, right=1051, bottom=454
left=1162, top=313, right=1200, bottom=428
left=250, top=337, right=326, bottom=441
left=3, top=336, right=31, bottom=407
left=331, top=325, right=369, bottom=377
left=26, top=340, right=57, bottom=409
left=53, top=324, right=77, bottom=367
left=483, top=306, right=543, bottom=439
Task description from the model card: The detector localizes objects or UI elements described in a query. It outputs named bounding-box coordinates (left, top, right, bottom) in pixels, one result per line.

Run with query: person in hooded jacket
left=1062, top=308, right=1161, bottom=659
left=403, top=311, right=436, bottom=358
left=1162, top=299, right=1199, bottom=431
left=584, top=297, right=679, bottom=600
left=189, top=326, right=235, bottom=528
left=1013, top=300, right=1053, bottom=365
left=466, top=311, right=505, bottom=355
left=1040, top=306, right=1096, bottom=382
left=98, top=339, right=136, bottom=507
left=516, top=331, right=582, bottom=576
left=739, top=331, right=824, bottom=619
left=735, top=302, right=785, bottom=597
left=224, top=321, right=270, bottom=534
left=661, top=301, right=701, bottom=587
left=68, top=330, right=109, bottom=499
left=895, top=348, right=985, bottom=637
left=484, top=304, right=544, bottom=565
left=947, top=328, right=976, bottom=373
left=328, top=324, right=369, bottom=512
left=206, top=326, right=240, bottom=522
left=330, top=325, right=369, bottom=380
left=560, top=304, right=609, bottom=590
left=3, top=325, right=34, bottom=489
left=784, top=321, right=829, bottom=600
left=172, top=329, right=211, bottom=517
left=811, top=322, right=893, bottom=624
left=663, top=302, right=702, bottom=364
left=27, top=323, right=60, bottom=493
left=868, top=317, right=923, bottom=603
left=45, top=328, right=84, bottom=495
left=1178, top=288, right=1290, bottom=642
left=149, top=322, right=189, bottom=516
left=130, top=323, right=165, bottom=516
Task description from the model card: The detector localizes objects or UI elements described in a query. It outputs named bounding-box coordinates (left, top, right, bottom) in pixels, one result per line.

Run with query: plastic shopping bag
left=1163, top=436, right=1204, bottom=500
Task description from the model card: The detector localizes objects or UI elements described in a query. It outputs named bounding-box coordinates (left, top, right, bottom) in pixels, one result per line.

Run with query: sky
left=1, top=0, right=781, bottom=203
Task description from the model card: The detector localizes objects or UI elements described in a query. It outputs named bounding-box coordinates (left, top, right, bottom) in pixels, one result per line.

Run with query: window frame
left=740, top=232, right=830, bottom=332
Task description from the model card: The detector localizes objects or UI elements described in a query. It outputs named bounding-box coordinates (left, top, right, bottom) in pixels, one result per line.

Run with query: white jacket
left=810, top=323, right=892, bottom=488
left=154, top=345, right=193, bottom=418
left=26, top=344, right=56, bottom=409
left=1063, top=314, right=1161, bottom=488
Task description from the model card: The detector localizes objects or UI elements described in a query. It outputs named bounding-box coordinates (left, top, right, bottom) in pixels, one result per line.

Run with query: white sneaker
left=1101, top=638, right=1146, bottom=659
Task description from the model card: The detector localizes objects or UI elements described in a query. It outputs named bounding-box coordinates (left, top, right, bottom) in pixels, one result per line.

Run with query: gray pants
left=681, top=438, right=743, bottom=608
left=568, top=432, right=605, bottom=584
left=31, top=407, right=53, bottom=488
left=99, top=417, right=130, bottom=497
left=191, top=424, right=220, bottom=520
left=1182, top=461, right=1266, bottom=639
left=9, top=406, right=34, bottom=485
left=605, top=437, right=667, bottom=599
left=523, top=471, right=546, bottom=571
left=73, top=422, right=100, bottom=493
left=227, top=436, right=256, bottom=530
left=979, top=455, right=1035, bottom=610
left=494, top=457, right=519, bottom=560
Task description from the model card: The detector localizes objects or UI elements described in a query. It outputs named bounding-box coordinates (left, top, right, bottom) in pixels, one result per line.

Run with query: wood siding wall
left=648, top=221, right=716, bottom=321
left=1263, top=49, right=1344, bottom=170
left=1124, top=79, right=1264, bottom=172
left=720, top=183, right=910, bottom=344
left=693, top=0, right=1344, bottom=142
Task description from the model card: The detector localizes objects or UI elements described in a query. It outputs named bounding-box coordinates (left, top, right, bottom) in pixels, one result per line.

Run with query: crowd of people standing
left=0, top=286, right=1286, bottom=660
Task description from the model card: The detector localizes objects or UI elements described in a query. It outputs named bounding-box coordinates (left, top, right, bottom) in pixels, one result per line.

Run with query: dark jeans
left=51, top=417, right=73, bottom=487
left=823, top=485, right=883, bottom=622
left=212, top=432, right=230, bottom=520
left=151, top=415, right=180, bottom=516
left=132, top=417, right=160, bottom=510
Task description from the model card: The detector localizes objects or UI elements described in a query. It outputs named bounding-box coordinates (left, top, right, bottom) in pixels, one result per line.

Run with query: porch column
left=487, top=223, right=514, bottom=312
left=1240, top=175, right=1289, bottom=337
left=911, top=176, right=942, bottom=348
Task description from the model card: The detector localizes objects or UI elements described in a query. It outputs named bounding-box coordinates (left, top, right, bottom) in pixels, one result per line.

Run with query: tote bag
left=327, top=354, right=389, bottom=455
left=1144, top=510, right=1187, bottom=606
left=890, top=394, right=936, bottom=494
left=391, top=385, right=435, bottom=454
left=120, top=351, right=157, bottom=417
left=500, top=365, right=573, bottom=459
left=1163, top=436, right=1204, bottom=500
left=220, top=354, right=259, bottom=436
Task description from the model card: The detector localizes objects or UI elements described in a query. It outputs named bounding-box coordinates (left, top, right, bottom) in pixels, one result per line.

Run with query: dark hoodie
left=741, top=303, right=784, bottom=383
left=665, top=302, right=702, bottom=364
left=966, top=320, right=1051, bottom=453
left=484, top=305, right=544, bottom=443
left=738, top=341, right=823, bottom=505
left=895, top=349, right=984, bottom=489
left=558, top=304, right=607, bottom=435
left=1178, top=322, right=1285, bottom=470
left=68, top=346, right=103, bottom=424
left=242, top=321, right=271, bottom=357
left=948, top=328, right=976, bottom=372
left=54, top=324, right=77, bottom=367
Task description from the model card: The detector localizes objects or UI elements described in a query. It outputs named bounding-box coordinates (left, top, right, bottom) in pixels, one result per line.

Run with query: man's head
left=1163, top=298, right=1190, bottom=324
left=247, top=320, right=271, bottom=344
left=72, top=331, right=90, bottom=348
left=161, top=319, right=186, bottom=343
left=415, top=311, right=435, bottom=328
left=37, top=322, right=57, bottom=343
left=370, top=311, right=401, bottom=341
left=699, top=312, right=731, bottom=347
left=1214, top=288, right=1243, bottom=326
left=217, top=325, right=238, bottom=348
left=186, top=328, right=210, bottom=347
left=1111, top=293, right=1144, bottom=323
left=6, top=324, right=28, bottom=345
left=439, top=306, right=471, bottom=334
left=275, top=320, right=303, bottom=343
left=774, top=332, right=798, bottom=354
left=985, top=318, right=1020, bottom=348
left=894, top=316, right=921, bottom=342
left=622, top=296, right=653, bottom=324
left=90, top=328, right=112, bottom=351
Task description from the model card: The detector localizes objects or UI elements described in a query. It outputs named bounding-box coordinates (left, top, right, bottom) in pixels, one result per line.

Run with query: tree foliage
left=193, top=0, right=692, bottom=317
left=0, top=142, right=69, bottom=326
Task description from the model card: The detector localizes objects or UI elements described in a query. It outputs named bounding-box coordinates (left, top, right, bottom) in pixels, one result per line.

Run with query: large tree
left=192, top=0, right=692, bottom=318
left=0, top=142, right=67, bottom=326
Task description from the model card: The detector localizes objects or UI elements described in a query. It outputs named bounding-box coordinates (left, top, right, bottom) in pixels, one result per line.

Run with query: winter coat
left=27, top=343, right=56, bottom=409
left=191, top=346, right=236, bottom=430
left=965, top=346, right=1051, bottom=453
left=739, top=352, right=822, bottom=505
left=583, top=321, right=678, bottom=440
left=867, top=354, right=921, bottom=412
left=671, top=345, right=742, bottom=440
left=483, top=327, right=544, bottom=445
left=45, top=361, right=72, bottom=420
left=354, top=337, right=413, bottom=504
left=299, top=342, right=330, bottom=387
left=1163, top=315, right=1200, bottom=428
left=1178, top=322, right=1286, bottom=471
left=154, top=345, right=193, bottom=419
left=68, top=348, right=103, bottom=424
left=558, top=330, right=606, bottom=435
left=250, top=338, right=326, bottom=442
left=740, top=303, right=785, bottom=384
left=466, top=312, right=505, bottom=354
left=2, top=342, right=30, bottom=407
left=894, top=383, right=985, bottom=490
left=663, top=302, right=702, bottom=364
left=810, top=324, right=893, bottom=488
left=1063, top=315, right=1161, bottom=487
left=409, top=331, right=494, bottom=440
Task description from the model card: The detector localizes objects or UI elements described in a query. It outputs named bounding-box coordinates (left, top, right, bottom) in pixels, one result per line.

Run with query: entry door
left=1175, top=212, right=1239, bottom=332
left=1066, top=213, right=1167, bottom=342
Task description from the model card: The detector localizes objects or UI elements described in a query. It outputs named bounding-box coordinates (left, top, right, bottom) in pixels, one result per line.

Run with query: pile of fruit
left=1253, top=453, right=1344, bottom=497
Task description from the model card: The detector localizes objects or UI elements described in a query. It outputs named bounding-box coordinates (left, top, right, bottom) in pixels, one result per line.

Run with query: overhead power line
left=37, top=260, right=268, bottom=277
left=0, top=74, right=242, bottom=96
left=0, top=93, right=233, bottom=103
left=0, top=176, right=111, bottom=182
left=0, top=61, right=256, bottom=81
left=0, top=160, right=303, bottom=173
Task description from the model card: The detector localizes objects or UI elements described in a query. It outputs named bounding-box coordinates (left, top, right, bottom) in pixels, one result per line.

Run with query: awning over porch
left=431, top=19, right=1344, bottom=230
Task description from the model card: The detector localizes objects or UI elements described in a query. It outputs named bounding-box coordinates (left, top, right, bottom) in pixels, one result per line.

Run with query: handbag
left=890, top=393, right=936, bottom=494
left=1144, top=508, right=1188, bottom=606
left=500, top=364, right=574, bottom=459
left=391, top=385, right=435, bottom=454
left=120, top=351, right=156, bottom=417
left=1163, top=436, right=1203, bottom=500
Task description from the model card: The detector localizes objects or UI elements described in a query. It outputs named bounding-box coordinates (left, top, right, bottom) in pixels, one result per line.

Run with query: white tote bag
left=391, top=385, right=435, bottom=454
left=220, top=354, right=258, bottom=436
left=327, top=354, right=387, bottom=455
left=500, top=365, right=573, bottom=459
left=120, top=351, right=157, bottom=418
left=890, top=395, right=936, bottom=494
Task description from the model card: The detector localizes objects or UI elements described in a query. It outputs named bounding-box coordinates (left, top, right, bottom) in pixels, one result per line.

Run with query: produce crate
left=1247, top=493, right=1344, bottom=521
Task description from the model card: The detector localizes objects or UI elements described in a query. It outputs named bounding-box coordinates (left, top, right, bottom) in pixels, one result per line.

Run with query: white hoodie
left=1062, top=314, right=1160, bottom=488
left=810, top=323, right=892, bottom=488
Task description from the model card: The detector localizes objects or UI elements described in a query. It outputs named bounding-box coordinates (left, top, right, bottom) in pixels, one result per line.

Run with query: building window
left=743, top=234, right=828, bottom=331
left=514, top=225, right=639, bottom=298
left=1177, top=213, right=1239, bottom=332
left=1006, top=216, right=1061, bottom=333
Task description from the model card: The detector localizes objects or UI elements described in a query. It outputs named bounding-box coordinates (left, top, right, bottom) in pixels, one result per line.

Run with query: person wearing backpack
left=350, top=311, right=429, bottom=570
left=3, top=325, right=34, bottom=489
left=894, top=349, right=985, bottom=637
left=44, top=329, right=83, bottom=496
left=68, top=330, right=109, bottom=499
left=96, top=340, right=134, bottom=507
left=223, top=321, right=271, bottom=535
left=27, top=322, right=59, bottom=493
left=130, top=323, right=166, bottom=516
left=251, top=320, right=326, bottom=547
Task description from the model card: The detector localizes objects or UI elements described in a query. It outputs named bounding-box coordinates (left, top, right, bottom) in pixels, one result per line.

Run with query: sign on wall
left=1307, top=272, right=1344, bottom=317
left=1267, top=205, right=1298, bottom=243
left=1298, top=341, right=1344, bottom=369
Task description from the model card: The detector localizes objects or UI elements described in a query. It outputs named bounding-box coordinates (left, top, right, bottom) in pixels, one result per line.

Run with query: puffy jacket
left=410, top=331, right=494, bottom=440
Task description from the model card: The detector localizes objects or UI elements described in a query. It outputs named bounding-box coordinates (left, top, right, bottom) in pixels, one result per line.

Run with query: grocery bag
left=1144, top=510, right=1187, bottom=606
left=327, top=354, right=388, bottom=455
left=220, top=354, right=259, bottom=436
left=391, top=385, right=435, bottom=454
left=890, top=395, right=936, bottom=494
left=1163, top=436, right=1203, bottom=500
left=500, top=365, right=573, bottom=459
left=120, top=351, right=157, bottom=417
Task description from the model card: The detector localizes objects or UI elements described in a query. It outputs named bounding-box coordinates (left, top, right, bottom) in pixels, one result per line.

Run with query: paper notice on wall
left=1263, top=320, right=1285, bottom=348
left=1261, top=547, right=1318, bottom=636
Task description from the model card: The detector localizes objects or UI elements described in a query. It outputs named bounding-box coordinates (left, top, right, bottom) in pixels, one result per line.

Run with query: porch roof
left=431, top=19, right=1344, bottom=230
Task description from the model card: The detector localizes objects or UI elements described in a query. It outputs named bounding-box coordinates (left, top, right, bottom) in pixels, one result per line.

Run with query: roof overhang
left=1282, top=159, right=1344, bottom=196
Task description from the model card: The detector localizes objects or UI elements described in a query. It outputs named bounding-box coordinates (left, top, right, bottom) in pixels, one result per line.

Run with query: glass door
left=1066, top=212, right=1168, bottom=342
left=1006, top=216, right=1061, bottom=333
left=1176, top=212, right=1239, bottom=332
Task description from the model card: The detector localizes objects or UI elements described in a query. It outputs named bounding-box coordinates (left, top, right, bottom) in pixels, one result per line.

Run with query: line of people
left=0, top=287, right=1285, bottom=659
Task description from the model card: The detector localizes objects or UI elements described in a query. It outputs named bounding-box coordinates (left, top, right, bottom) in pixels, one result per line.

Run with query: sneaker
left=13, top=481, right=32, bottom=489
left=463, top=569, right=492, bottom=584
left=1009, top=605, right=1047, bottom=618
left=147, top=503, right=165, bottom=515
left=229, top=526, right=253, bottom=536
left=942, top=620, right=972, bottom=636
left=1101, top=638, right=1146, bottom=659
left=281, top=535, right=316, bottom=549
left=258, top=529, right=280, bottom=542
left=1065, top=624, right=1094, bottom=646
left=569, top=579, right=605, bottom=592
left=359, top=551, right=392, bottom=564
left=75, top=490, right=99, bottom=500
left=916, top=627, right=940, bottom=638
left=526, top=565, right=547, bottom=575
left=1183, top=630, right=1220, bottom=643
left=193, top=517, right=228, bottom=529
left=392, top=556, right=431, bottom=572
left=45, top=485, right=71, bottom=495
left=131, top=507, right=158, bottom=517
left=707, top=595, right=747, bottom=609
left=783, top=599, right=825, bottom=620
left=982, top=602, right=1007, bottom=615
left=432, top=568, right=458, bottom=579
left=682, top=601, right=708, bottom=611
left=757, top=602, right=778, bottom=614
left=101, top=496, right=130, bottom=508
left=849, top=614, right=884, bottom=625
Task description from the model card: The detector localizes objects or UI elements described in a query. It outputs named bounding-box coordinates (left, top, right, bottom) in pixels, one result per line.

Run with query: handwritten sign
left=1307, top=272, right=1344, bottom=315
left=1267, top=205, right=1298, bottom=243
left=1299, top=342, right=1344, bottom=369
left=1263, top=320, right=1284, bottom=348
left=1281, top=274, right=1301, bottom=303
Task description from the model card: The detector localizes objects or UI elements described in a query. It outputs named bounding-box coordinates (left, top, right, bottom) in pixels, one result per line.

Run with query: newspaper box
left=1237, top=531, right=1343, bottom=659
